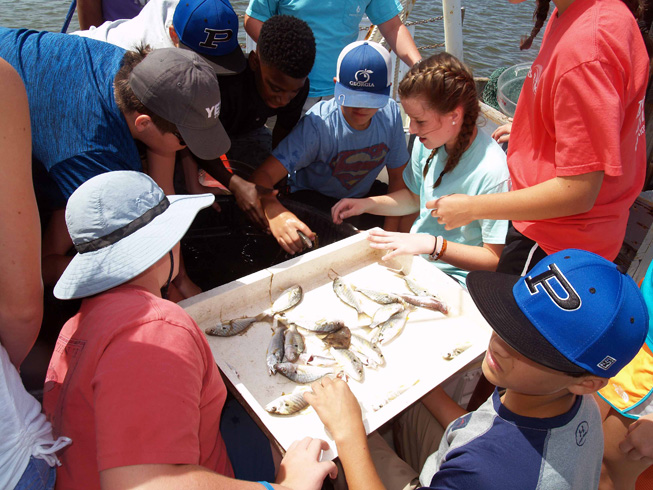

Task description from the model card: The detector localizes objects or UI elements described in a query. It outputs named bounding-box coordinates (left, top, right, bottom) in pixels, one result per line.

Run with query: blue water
left=0, top=0, right=540, bottom=77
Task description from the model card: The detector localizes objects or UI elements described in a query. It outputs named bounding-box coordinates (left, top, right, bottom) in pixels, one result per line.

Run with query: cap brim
left=466, top=270, right=586, bottom=374
left=179, top=42, right=247, bottom=75
left=334, top=82, right=390, bottom=109
left=54, top=193, right=215, bottom=300
left=179, top=119, right=231, bottom=161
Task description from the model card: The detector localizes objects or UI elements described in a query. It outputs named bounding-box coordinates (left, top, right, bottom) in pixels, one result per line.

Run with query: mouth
left=485, top=348, right=502, bottom=373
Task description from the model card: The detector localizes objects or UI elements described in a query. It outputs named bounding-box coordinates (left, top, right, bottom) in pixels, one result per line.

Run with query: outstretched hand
left=268, top=208, right=315, bottom=255
left=619, top=414, right=653, bottom=465
left=304, top=377, right=364, bottom=443
left=332, top=198, right=370, bottom=225
left=491, top=122, right=512, bottom=144
left=276, top=437, right=338, bottom=490
left=426, top=194, right=474, bottom=230
left=230, top=176, right=274, bottom=231
left=367, top=229, right=434, bottom=260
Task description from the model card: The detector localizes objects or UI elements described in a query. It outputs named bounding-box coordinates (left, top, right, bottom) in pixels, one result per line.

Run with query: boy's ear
left=249, top=50, right=259, bottom=71
left=169, top=25, right=179, bottom=47
left=134, top=114, right=153, bottom=133
left=567, top=376, right=609, bottom=396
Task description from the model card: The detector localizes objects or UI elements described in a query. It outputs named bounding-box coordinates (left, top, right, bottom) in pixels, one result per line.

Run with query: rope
left=61, top=0, right=77, bottom=33
left=416, top=42, right=445, bottom=50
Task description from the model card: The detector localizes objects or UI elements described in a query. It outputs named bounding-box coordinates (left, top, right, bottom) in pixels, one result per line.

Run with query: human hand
left=367, top=229, right=434, bottom=260
left=268, top=207, right=315, bottom=254
left=426, top=194, right=474, bottom=230
left=619, top=414, right=653, bottom=465
left=331, top=198, right=370, bottom=225
left=230, top=175, right=275, bottom=231
left=276, top=437, right=338, bottom=490
left=304, top=377, right=365, bottom=443
left=491, top=122, right=512, bottom=144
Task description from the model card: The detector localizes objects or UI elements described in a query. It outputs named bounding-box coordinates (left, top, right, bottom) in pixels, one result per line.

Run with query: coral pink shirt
left=508, top=0, right=649, bottom=259
left=43, top=285, right=233, bottom=489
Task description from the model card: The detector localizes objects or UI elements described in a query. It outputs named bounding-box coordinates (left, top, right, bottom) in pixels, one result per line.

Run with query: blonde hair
left=398, top=52, right=479, bottom=189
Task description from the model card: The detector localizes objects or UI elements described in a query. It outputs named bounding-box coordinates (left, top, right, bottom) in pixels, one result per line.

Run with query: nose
left=488, top=333, right=511, bottom=359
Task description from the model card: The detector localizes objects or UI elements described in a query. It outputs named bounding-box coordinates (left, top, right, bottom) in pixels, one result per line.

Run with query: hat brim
left=334, top=82, right=390, bottom=109
left=179, top=119, right=231, bottom=161
left=54, top=193, right=215, bottom=300
left=179, top=42, right=247, bottom=75
left=466, top=270, right=586, bottom=374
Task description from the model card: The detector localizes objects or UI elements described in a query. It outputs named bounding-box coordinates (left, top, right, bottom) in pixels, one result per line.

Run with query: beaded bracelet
left=428, top=236, right=448, bottom=261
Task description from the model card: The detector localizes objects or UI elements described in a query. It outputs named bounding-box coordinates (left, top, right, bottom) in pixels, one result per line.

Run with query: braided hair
left=398, top=52, right=479, bottom=189
left=520, top=0, right=646, bottom=51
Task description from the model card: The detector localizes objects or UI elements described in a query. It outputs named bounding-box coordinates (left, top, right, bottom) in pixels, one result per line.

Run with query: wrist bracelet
left=258, top=482, right=275, bottom=490
left=429, top=235, right=443, bottom=261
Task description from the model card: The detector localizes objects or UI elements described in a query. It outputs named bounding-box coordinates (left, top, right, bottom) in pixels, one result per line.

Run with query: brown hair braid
left=398, top=52, right=479, bottom=189
left=113, top=46, right=177, bottom=134
left=520, top=0, right=647, bottom=52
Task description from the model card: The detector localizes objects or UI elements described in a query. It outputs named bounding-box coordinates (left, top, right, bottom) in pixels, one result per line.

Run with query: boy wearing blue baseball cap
left=306, top=249, right=648, bottom=490
left=43, top=171, right=336, bottom=489
left=250, top=40, right=410, bottom=254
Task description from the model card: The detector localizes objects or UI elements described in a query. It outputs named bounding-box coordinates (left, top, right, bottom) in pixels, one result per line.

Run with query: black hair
left=257, top=15, right=316, bottom=79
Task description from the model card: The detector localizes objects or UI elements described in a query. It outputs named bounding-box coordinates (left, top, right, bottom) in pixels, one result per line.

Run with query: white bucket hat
left=54, top=171, right=214, bottom=300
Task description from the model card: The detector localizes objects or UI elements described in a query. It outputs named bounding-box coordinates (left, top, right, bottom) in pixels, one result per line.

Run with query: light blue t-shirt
left=404, top=131, right=509, bottom=283
left=273, top=98, right=409, bottom=199
left=246, top=0, right=402, bottom=97
left=0, top=28, right=141, bottom=211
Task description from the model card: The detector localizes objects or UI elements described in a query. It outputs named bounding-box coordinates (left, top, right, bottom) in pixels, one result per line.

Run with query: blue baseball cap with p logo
left=173, top=0, right=246, bottom=75
left=467, top=249, right=648, bottom=377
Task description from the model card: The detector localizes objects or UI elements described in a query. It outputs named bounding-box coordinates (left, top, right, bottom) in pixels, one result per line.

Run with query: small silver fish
left=284, top=324, right=305, bottom=362
left=205, top=313, right=267, bottom=337
left=367, top=379, right=420, bottom=412
left=398, top=294, right=449, bottom=315
left=266, top=325, right=287, bottom=375
left=286, top=317, right=346, bottom=334
left=369, top=303, right=405, bottom=329
left=333, top=277, right=367, bottom=316
left=276, top=363, right=334, bottom=384
left=373, top=308, right=411, bottom=345
left=350, top=334, right=385, bottom=367
left=443, top=341, right=473, bottom=360
left=330, top=347, right=365, bottom=382
left=298, top=352, right=338, bottom=367
left=296, top=230, right=314, bottom=249
left=271, top=285, right=303, bottom=315
left=352, top=286, right=404, bottom=305
left=400, top=275, right=431, bottom=297
left=265, top=387, right=312, bottom=415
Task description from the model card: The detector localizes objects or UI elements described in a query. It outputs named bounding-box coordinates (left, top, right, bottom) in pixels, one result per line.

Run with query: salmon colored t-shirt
left=508, top=0, right=649, bottom=260
left=43, top=285, right=233, bottom=489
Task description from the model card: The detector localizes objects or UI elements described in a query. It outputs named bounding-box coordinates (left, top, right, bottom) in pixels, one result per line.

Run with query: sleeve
left=275, top=81, right=310, bottom=130
left=272, top=113, right=322, bottom=173
left=245, top=0, right=278, bottom=21
left=366, top=0, right=403, bottom=26
left=92, top=321, right=208, bottom=471
left=552, top=60, right=624, bottom=177
left=402, top=142, right=426, bottom=196
left=384, top=103, right=410, bottom=169
left=476, top=150, right=510, bottom=245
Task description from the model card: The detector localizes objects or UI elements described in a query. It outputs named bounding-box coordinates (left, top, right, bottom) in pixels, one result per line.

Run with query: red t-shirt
left=508, top=0, right=649, bottom=259
left=43, top=285, right=233, bottom=489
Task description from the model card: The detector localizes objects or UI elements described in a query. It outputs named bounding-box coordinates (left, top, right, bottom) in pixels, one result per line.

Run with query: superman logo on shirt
left=328, top=143, right=389, bottom=190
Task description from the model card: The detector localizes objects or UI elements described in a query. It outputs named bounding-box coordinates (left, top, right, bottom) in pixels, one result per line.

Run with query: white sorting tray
left=180, top=232, right=492, bottom=461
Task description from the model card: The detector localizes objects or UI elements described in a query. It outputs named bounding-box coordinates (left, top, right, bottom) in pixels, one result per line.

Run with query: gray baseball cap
left=129, top=48, right=230, bottom=160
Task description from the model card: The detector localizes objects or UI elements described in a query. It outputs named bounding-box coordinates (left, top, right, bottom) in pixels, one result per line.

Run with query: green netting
left=482, top=67, right=509, bottom=111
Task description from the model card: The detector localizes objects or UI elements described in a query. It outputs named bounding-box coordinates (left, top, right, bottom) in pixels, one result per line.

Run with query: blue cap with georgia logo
left=334, top=40, right=392, bottom=109
left=467, top=249, right=648, bottom=378
left=173, top=0, right=246, bottom=75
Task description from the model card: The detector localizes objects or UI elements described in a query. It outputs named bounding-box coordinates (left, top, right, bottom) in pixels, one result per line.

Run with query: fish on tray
left=204, top=313, right=268, bottom=337
left=320, top=326, right=351, bottom=349
left=275, top=362, right=334, bottom=384
left=270, top=285, right=303, bottom=315
left=265, top=386, right=312, bottom=416
left=333, top=276, right=368, bottom=318
left=284, top=324, right=305, bottom=362
left=266, top=324, right=286, bottom=375
left=330, top=347, right=365, bottom=382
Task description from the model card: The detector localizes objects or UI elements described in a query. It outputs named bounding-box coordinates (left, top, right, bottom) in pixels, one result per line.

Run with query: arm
left=331, top=188, right=420, bottom=224
left=0, top=59, right=43, bottom=368
left=382, top=164, right=408, bottom=232
left=305, top=377, right=385, bottom=490
left=367, top=230, right=504, bottom=271
left=377, top=16, right=422, bottom=67
left=430, top=171, right=604, bottom=230
left=620, top=414, right=653, bottom=464
left=244, top=15, right=264, bottom=43
left=420, top=386, right=467, bottom=430
left=251, top=155, right=314, bottom=254
left=77, top=0, right=104, bottom=30
left=491, top=122, right=512, bottom=144
left=145, top=148, right=177, bottom=196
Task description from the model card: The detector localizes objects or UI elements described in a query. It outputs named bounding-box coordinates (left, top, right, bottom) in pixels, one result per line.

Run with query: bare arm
left=377, top=16, right=422, bottom=67
left=77, top=0, right=104, bottom=30
left=420, top=386, right=467, bottom=429
left=332, top=188, right=419, bottom=224
left=251, top=155, right=314, bottom=253
left=244, top=15, right=264, bottom=42
left=145, top=148, right=177, bottom=196
left=382, top=164, right=408, bottom=232
left=0, top=58, right=43, bottom=368
left=305, top=378, right=385, bottom=490
left=431, top=172, right=605, bottom=230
